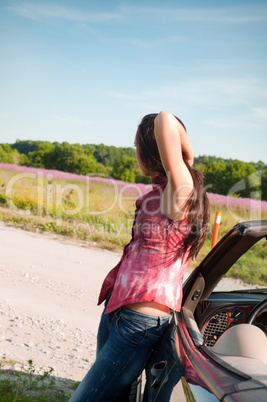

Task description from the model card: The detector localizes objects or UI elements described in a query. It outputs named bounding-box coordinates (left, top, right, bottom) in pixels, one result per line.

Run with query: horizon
left=3, top=138, right=267, bottom=166
left=1, top=0, right=267, bottom=164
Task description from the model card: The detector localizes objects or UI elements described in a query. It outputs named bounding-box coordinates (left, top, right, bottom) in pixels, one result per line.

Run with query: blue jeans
left=69, top=304, right=170, bottom=401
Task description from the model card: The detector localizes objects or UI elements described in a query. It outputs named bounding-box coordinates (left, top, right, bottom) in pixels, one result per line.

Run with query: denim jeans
left=69, top=303, right=170, bottom=402
left=144, top=322, right=185, bottom=401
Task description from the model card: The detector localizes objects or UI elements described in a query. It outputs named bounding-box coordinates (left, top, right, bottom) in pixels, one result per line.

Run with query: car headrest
left=212, top=324, right=267, bottom=362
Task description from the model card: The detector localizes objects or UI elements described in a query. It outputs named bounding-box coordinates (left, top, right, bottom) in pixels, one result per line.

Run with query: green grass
left=226, top=239, right=267, bottom=285
left=0, top=360, right=77, bottom=401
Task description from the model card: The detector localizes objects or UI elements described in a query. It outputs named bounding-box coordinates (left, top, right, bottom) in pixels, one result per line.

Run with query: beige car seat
left=212, top=323, right=267, bottom=363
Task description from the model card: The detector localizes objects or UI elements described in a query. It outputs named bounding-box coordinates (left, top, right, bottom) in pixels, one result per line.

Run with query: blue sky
left=1, top=0, right=267, bottom=163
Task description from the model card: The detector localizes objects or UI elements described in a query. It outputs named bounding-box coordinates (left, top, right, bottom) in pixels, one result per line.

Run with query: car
left=139, top=220, right=267, bottom=401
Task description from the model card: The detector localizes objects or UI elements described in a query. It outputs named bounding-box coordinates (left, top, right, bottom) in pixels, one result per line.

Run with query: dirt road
left=0, top=222, right=120, bottom=381
left=0, top=222, right=255, bottom=382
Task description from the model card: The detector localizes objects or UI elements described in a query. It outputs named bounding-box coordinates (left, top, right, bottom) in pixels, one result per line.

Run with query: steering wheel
left=246, top=298, right=267, bottom=325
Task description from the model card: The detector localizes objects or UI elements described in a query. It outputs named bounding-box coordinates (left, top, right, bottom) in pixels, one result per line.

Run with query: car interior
left=180, top=222, right=267, bottom=385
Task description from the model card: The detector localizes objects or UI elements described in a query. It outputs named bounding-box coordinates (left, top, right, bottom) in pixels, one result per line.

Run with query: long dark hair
left=135, top=113, right=210, bottom=260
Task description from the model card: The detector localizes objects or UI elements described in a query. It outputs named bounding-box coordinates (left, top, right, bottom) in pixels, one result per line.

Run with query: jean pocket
left=115, top=314, right=147, bottom=346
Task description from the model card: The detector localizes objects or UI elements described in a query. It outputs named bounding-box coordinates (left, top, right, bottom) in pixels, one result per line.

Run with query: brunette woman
left=69, top=111, right=209, bottom=401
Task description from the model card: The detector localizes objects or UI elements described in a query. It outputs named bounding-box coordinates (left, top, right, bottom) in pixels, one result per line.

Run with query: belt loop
left=157, top=316, right=160, bottom=327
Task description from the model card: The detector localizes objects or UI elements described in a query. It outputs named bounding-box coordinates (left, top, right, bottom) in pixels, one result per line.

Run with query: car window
left=215, top=238, right=267, bottom=292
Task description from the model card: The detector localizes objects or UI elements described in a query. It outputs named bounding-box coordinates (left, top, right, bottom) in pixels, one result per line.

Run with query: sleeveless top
left=97, top=175, right=190, bottom=314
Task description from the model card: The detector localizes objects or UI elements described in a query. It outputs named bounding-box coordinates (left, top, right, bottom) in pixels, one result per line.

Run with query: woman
left=69, top=111, right=209, bottom=401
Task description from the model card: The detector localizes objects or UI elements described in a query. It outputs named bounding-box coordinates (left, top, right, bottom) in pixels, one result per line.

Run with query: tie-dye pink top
left=98, top=175, right=190, bottom=314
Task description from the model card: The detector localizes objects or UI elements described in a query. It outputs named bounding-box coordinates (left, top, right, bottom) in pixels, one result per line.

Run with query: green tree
left=53, top=143, right=99, bottom=175
left=223, top=161, right=257, bottom=198
left=19, top=153, right=30, bottom=166
left=0, top=144, right=15, bottom=163
left=202, top=159, right=258, bottom=198
left=11, top=140, right=41, bottom=155
left=204, top=161, right=227, bottom=194
left=27, top=142, right=56, bottom=168
left=111, top=156, right=138, bottom=183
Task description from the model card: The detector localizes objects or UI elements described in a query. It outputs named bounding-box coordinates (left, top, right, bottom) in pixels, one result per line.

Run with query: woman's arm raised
left=154, top=111, right=194, bottom=220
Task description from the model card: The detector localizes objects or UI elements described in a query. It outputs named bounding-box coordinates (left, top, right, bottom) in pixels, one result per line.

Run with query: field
left=0, top=163, right=266, bottom=285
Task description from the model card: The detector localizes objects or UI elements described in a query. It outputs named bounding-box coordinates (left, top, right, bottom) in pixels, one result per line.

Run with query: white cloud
left=105, top=92, right=141, bottom=101
left=251, top=106, right=267, bottom=123
left=104, top=76, right=267, bottom=109
left=8, top=2, right=267, bottom=25
left=7, top=2, right=121, bottom=23
left=158, top=77, right=265, bottom=106
left=103, top=76, right=267, bottom=133
left=118, top=4, right=267, bottom=23
left=54, top=115, right=91, bottom=125
left=160, top=77, right=267, bottom=109
left=205, top=118, right=249, bottom=129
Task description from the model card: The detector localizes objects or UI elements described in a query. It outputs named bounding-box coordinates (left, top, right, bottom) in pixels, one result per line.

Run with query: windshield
left=214, top=238, right=267, bottom=292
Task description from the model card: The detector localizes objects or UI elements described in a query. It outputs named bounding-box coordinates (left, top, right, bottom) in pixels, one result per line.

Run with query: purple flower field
left=0, top=163, right=152, bottom=196
left=1, top=163, right=267, bottom=213
left=208, top=192, right=267, bottom=213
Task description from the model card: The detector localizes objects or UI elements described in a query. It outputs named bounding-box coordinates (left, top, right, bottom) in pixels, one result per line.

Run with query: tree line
left=0, top=140, right=266, bottom=200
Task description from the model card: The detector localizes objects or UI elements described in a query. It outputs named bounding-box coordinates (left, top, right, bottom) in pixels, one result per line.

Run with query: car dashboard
left=195, top=291, right=267, bottom=346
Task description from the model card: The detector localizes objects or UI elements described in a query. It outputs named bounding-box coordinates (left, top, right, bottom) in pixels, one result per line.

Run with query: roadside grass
left=0, top=360, right=77, bottom=401
left=225, top=239, right=267, bottom=284
left=0, top=166, right=266, bottom=285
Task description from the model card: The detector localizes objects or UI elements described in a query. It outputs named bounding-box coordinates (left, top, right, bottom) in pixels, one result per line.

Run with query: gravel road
left=0, top=222, right=256, bottom=383
left=0, top=222, right=120, bottom=381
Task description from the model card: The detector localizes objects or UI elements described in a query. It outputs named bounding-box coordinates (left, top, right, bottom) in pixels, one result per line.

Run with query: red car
left=139, top=220, right=267, bottom=401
